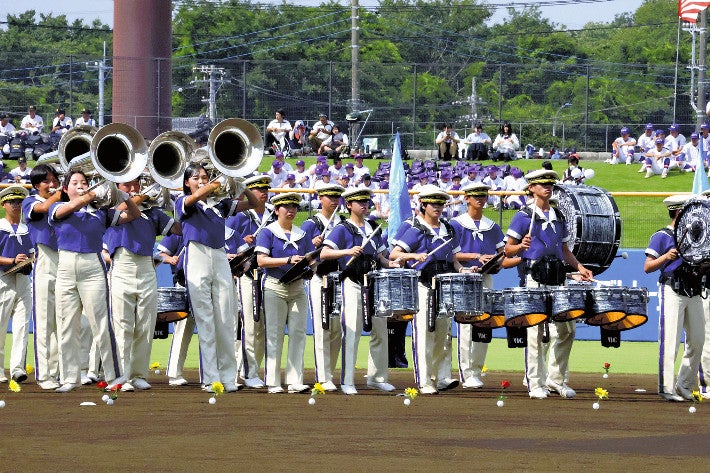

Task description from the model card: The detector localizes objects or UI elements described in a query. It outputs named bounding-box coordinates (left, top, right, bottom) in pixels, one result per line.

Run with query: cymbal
left=279, top=247, right=323, bottom=284
left=229, top=246, right=255, bottom=277
left=2, top=255, right=35, bottom=276
left=479, top=251, right=504, bottom=275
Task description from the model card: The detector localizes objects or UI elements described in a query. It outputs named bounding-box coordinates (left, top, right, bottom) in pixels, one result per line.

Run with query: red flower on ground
left=501, top=380, right=511, bottom=389
left=604, top=362, right=611, bottom=369
left=96, top=380, right=108, bottom=390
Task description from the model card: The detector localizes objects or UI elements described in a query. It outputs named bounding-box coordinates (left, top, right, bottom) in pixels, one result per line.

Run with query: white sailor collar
left=265, top=221, right=306, bottom=243
left=456, top=213, right=495, bottom=232
left=415, top=215, right=450, bottom=237
left=0, top=218, right=29, bottom=238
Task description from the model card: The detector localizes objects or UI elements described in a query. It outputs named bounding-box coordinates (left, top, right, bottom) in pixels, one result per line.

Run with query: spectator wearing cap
left=669, top=124, right=686, bottom=148
left=562, top=155, right=587, bottom=185
left=462, top=123, right=492, bottom=161
left=608, top=126, right=636, bottom=165
left=372, top=180, right=390, bottom=219
left=264, top=108, right=292, bottom=155
left=636, top=123, right=656, bottom=154
left=318, top=124, right=349, bottom=158
left=0, top=114, right=15, bottom=135
left=352, top=154, right=370, bottom=183
left=20, top=105, right=43, bottom=134
left=344, top=162, right=356, bottom=182
left=438, top=169, right=453, bottom=190
left=492, top=122, right=519, bottom=162
left=461, top=165, right=482, bottom=187
left=320, top=169, right=333, bottom=186
left=75, top=108, right=96, bottom=127
left=482, top=165, right=504, bottom=210
left=644, top=194, right=704, bottom=402
left=357, top=173, right=376, bottom=191
left=273, top=151, right=293, bottom=173
left=282, top=174, right=307, bottom=209
left=51, top=108, right=73, bottom=135
left=268, top=159, right=287, bottom=189
left=8, top=157, right=32, bottom=184
left=502, top=166, right=527, bottom=209
left=701, top=123, right=710, bottom=156
left=435, top=123, right=460, bottom=161
left=328, top=156, right=347, bottom=181
left=679, top=132, right=705, bottom=173
left=0, top=185, right=33, bottom=384
left=641, top=137, right=672, bottom=178
left=309, top=155, right=328, bottom=179
left=309, top=113, right=334, bottom=151
left=288, top=119, right=308, bottom=153
left=294, top=160, right=310, bottom=188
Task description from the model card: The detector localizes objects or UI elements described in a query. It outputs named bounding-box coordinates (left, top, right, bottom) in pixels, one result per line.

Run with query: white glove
left=231, top=179, right=246, bottom=198
left=143, top=183, right=163, bottom=200
left=92, top=182, right=110, bottom=203
left=116, top=190, right=130, bottom=204
left=213, top=175, right=228, bottom=190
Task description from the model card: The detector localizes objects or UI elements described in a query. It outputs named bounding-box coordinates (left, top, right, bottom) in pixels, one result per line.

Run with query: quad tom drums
left=503, top=287, right=549, bottom=328
left=156, top=287, right=189, bottom=323
left=435, top=272, right=486, bottom=324
left=366, top=269, right=419, bottom=319
left=550, top=282, right=593, bottom=322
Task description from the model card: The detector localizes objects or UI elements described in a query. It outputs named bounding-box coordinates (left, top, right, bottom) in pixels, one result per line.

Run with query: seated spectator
left=352, top=154, right=370, bottom=183
left=502, top=166, right=527, bottom=209
left=0, top=114, right=16, bottom=135
left=462, top=123, right=491, bottom=161
left=680, top=132, right=705, bottom=172
left=669, top=124, right=686, bottom=149
left=7, top=157, right=32, bottom=184
left=608, top=126, right=636, bottom=165
left=492, top=122, right=519, bottom=162
left=308, top=113, right=334, bottom=151
left=268, top=159, right=288, bottom=189
left=372, top=180, right=390, bottom=219
left=51, top=108, right=73, bottom=135
left=264, top=108, right=292, bottom=155
left=435, top=123, right=460, bottom=160
left=562, top=155, right=587, bottom=185
left=482, top=165, right=504, bottom=210
left=294, top=160, right=310, bottom=188
left=636, top=123, right=655, bottom=154
left=318, top=124, right=349, bottom=158
left=641, top=137, right=672, bottom=178
left=20, top=105, right=43, bottom=134
left=289, top=119, right=309, bottom=153
left=75, top=108, right=97, bottom=127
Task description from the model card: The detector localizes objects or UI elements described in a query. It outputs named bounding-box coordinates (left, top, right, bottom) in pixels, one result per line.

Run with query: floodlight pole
left=553, top=103, right=571, bottom=137
left=351, top=0, right=361, bottom=151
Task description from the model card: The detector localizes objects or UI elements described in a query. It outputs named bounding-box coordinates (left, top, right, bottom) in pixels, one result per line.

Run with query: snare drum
left=550, top=282, right=593, bottom=322
left=157, top=287, right=189, bottom=323
left=325, top=272, right=343, bottom=319
left=435, top=273, right=487, bottom=323
left=588, top=287, right=627, bottom=326
left=367, top=269, right=419, bottom=318
left=476, top=290, right=505, bottom=328
left=602, top=287, right=648, bottom=331
left=503, top=287, right=549, bottom=328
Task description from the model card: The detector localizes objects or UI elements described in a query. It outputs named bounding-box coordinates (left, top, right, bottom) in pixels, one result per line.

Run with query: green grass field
left=7, top=334, right=669, bottom=376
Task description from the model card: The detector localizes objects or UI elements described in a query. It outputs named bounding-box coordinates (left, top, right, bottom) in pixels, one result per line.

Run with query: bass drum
left=675, top=198, right=710, bottom=265
left=553, top=184, right=621, bottom=276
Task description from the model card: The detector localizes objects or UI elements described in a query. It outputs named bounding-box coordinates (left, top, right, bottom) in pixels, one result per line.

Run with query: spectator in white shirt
left=265, top=108, right=292, bottom=154
left=435, top=123, right=460, bottom=160
left=308, top=113, right=334, bottom=151
left=75, top=108, right=97, bottom=127
left=20, top=105, right=44, bottom=133
left=51, top=108, right=73, bottom=135
left=0, top=114, right=16, bottom=135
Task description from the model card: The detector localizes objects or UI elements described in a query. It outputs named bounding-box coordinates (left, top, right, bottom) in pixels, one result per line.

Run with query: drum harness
left=243, top=209, right=277, bottom=322
left=657, top=227, right=705, bottom=298
left=519, top=206, right=567, bottom=286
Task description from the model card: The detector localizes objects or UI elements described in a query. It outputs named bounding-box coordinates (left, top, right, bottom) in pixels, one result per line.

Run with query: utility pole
left=86, top=42, right=110, bottom=126
left=696, top=10, right=708, bottom=127
left=350, top=0, right=361, bottom=150
left=192, top=65, right=228, bottom=122
left=471, top=77, right=478, bottom=126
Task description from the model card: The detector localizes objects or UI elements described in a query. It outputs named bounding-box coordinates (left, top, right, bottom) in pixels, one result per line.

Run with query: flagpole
left=674, top=17, right=681, bottom=122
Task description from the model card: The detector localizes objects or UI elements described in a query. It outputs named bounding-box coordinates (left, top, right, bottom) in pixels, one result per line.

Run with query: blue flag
left=388, top=132, right=411, bottom=246
left=692, top=138, right=710, bottom=194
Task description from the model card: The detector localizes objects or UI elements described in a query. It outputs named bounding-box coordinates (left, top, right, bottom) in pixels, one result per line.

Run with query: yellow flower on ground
left=692, top=390, right=703, bottom=403
left=150, top=362, right=161, bottom=370
left=8, top=380, right=21, bottom=393
left=405, top=387, right=418, bottom=400
left=481, top=365, right=489, bottom=374
left=594, top=387, right=608, bottom=399
left=312, top=383, right=325, bottom=395
left=211, top=381, right=224, bottom=396
left=25, top=365, right=34, bottom=375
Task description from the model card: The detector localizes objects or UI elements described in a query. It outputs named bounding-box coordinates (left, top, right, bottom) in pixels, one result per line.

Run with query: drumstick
left=252, top=210, right=274, bottom=239
left=411, top=238, right=453, bottom=268
left=319, top=211, right=339, bottom=238
left=527, top=196, right=537, bottom=236
left=345, top=223, right=383, bottom=267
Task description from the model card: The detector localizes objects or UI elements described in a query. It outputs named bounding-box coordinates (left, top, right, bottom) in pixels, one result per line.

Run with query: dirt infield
left=1, top=370, right=707, bottom=472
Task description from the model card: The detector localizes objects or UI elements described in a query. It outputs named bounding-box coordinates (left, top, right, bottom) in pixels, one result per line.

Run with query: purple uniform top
left=645, top=227, right=682, bottom=278
left=49, top=203, right=119, bottom=253
left=22, top=195, right=58, bottom=251
left=324, top=220, right=385, bottom=270
left=506, top=207, right=570, bottom=260
left=175, top=195, right=238, bottom=249
left=451, top=214, right=504, bottom=269
left=0, top=220, right=33, bottom=273
left=396, top=218, right=461, bottom=269
left=104, top=207, right=174, bottom=257
left=255, top=221, right=315, bottom=280
left=156, top=233, right=185, bottom=275
left=234, top=206, right=275, bottom=239
left=225, top=218, right=249, bottom=254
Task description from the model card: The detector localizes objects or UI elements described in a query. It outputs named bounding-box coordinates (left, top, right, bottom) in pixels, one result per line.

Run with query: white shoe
left=320, top=381, right=337, bottom=392
left=436, top=378, right=460, bottom=391
left=224, top=382, right=241, bottom=393
left=660, top=392, right=684, bottom=402
left=637, top=165, right=646, bottom=173
left=131, top=378, right=151, bottom=390
left=367, top=380, right=395, bottom=392
left=201, top=384, right=214, bottom=393
left=529, top=387, right=548, bottom=399
left=38, top=379, right=60, bottom=390
left=675, top=384, right=694, bottom=401
left=287, top=384, right=310, bottom=394
left=55, top=383, right=80, bottom=393
left=546, top=380, right=576, bottom=398
left=106, top=376, right=127, bottom=391
left=244, top=377, right=265, bottom=389
left=169, top=376, right=189, bottom=386
left=645, top=169, right=653, bottom=178
left=700, top=391, right=710, bottom=400
left=341, top=384, right=358, bottom=395
left=81, top=374, right=93, bottom=385
left=462, top=376, right=484, bottom=389
left=661, top=169, right=668, bottom=179
left=419, top=386, right=438, bottom=395
left=121, top=382, right=135, bottom=392
left=268, top=386, right=284, bottom=394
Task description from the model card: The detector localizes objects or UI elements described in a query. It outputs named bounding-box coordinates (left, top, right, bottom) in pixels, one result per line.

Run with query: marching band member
left=232, top=175, right=276, bottom=388
left=390, top=185, right=462, bottom=395
left=0, top=186, right=32, bottom=384
left=22, top=164, right=62, bottom=389
left=104, top=178, right=181, bottom=391
left=505, top=170, right=592, bottom=399
left=176, top=163, right=258, bottom=392
left=451, top=183, right=505, bottom=389
left=301, top=182, right=346, bottom=391
left=49, top=171, right=141, bottom=392
left=645, top=195, right=704, bottom=402
left=157, top=234, right=193, bottom=386
left=321, top=188, right=399, bottom=395
left=256, top=192, right=314, bottom=394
